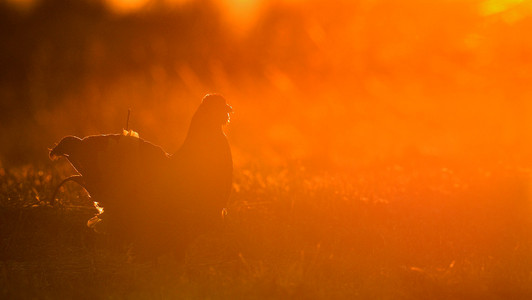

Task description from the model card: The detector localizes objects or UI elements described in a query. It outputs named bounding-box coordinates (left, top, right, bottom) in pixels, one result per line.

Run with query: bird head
left=49, top=136, right=82, bottom=160
left=195, top=94, right=233, bottom=126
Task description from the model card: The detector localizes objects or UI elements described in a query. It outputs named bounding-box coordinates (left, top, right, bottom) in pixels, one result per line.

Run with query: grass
left=1, top=158, right=532, bottom=299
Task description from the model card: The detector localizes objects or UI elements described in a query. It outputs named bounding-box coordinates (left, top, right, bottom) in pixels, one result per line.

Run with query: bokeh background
left=1, top=0, right=531, bottom=168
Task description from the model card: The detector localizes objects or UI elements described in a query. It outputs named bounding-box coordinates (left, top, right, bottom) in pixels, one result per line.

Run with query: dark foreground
left=1, top=159, right=532, bottom=299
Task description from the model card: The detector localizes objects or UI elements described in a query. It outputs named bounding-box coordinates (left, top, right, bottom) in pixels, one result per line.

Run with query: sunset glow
left=105, top=0, right=148, bottom=13
left=216, top=0, right=264, bottom=33
left=0, top=0, right=530, bottom=167
left=480, top=0, right=525, bottom=15
left=2, top=0, right=532, bottom=298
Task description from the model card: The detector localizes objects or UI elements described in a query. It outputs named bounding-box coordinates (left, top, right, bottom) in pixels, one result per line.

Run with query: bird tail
left=49, top=136, right=82, bottom=160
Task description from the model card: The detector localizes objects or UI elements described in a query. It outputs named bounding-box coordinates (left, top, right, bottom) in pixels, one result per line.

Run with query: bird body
left=50, top=94, right=233, bottom=258
left=50, top=133, right=168, bottom=205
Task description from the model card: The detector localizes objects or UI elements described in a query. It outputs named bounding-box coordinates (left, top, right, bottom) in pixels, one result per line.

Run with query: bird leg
left=51, top=175, right=86, bottom=206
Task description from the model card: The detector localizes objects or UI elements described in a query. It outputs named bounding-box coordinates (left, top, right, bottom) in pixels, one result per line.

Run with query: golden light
left=480, top=0, right=525, bottom=15
left=164, top=0, right=193, bottom=6
left=106, top=0, right=149, bottom=14
left=216, top=0, right=264, bottom=34
left=3, top=0, right=532, bottom=297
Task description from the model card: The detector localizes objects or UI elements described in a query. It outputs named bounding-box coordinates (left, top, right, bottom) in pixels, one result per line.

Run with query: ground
left=1, top=158, right=532, bottom=299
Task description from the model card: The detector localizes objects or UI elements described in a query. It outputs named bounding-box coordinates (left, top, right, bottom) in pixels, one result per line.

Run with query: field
left=1, top=158, right=532, bottom=299
left=2, top=0, right=532, bottom=298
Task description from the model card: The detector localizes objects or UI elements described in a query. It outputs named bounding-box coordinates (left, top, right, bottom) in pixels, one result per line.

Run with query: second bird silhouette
left=50, top=94, right=233, bottom=260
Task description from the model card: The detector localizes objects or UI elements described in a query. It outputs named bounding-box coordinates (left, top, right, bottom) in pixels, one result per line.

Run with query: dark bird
left=50, top=94, right=233, bottom=259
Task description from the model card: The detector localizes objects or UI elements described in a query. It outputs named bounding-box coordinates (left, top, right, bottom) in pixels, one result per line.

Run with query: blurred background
left=1, top=0, right=531, bottom=168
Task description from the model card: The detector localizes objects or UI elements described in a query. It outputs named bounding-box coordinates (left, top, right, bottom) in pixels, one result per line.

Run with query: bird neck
left=186, top=128, right=224, bottom=146
left=185, top=113, right=224, bottom=141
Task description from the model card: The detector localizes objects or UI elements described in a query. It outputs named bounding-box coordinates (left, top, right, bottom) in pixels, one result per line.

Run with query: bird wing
left=51, top=133, right=170, bottom=208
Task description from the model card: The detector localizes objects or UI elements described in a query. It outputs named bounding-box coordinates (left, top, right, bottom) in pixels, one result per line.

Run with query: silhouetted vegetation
left=2, top=160, right=532, bottom=298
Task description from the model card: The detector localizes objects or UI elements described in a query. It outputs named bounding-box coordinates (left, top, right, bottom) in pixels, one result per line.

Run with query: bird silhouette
left=50, top=94, right=233, bottom=260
